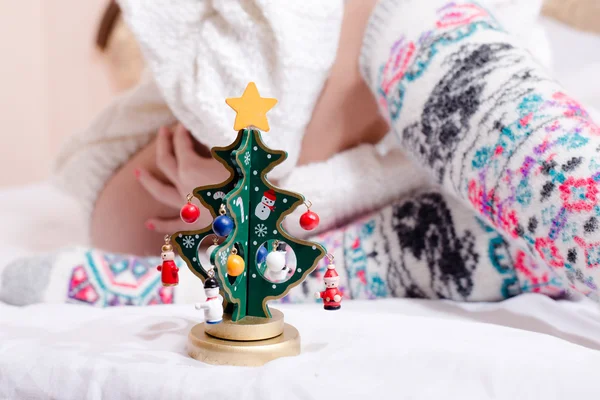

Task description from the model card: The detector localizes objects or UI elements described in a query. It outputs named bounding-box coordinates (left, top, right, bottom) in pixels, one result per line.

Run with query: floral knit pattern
left=276, top=189, right=566, bottom=304
left=67, top=251, right=176, bottom=306
left=363, top=0, right=600, bottom=301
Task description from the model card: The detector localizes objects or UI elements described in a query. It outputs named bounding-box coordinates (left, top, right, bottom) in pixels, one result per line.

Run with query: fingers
left=156, top=126, right=178, bottom=182
left=146, top=214, right=211, bottom=234
left=135, top=167, right=182, bottom=208
left=173, top=123, right=202, bottom=172
left=144, top=217, right=187, bottom=234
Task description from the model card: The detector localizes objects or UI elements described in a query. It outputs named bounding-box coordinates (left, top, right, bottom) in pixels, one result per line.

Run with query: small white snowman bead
left=265, top=251, right=289, bottom=282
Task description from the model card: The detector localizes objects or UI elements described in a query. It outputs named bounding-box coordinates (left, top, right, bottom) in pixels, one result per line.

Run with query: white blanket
left=2, top=17, right=600, bottom=400
left=1, top=296, right=600, bottom=399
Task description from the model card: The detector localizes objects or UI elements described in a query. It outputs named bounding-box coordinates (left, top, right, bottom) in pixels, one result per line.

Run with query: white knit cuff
left=281, top=142, right=431, bottom=238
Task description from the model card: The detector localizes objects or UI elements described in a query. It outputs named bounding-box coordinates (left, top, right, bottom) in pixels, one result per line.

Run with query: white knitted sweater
left=53, top=0, right=549, bottom=239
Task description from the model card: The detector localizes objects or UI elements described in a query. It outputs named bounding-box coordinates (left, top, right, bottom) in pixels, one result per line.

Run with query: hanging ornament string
left=325, top=252, right=335, bottom=270
left=163, top=234, right=172, bottom=251
left=326, top=253, right=334, bottom=264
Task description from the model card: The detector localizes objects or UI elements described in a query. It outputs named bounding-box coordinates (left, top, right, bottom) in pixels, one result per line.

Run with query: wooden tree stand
left=174, top=84, right=325, bottom=366
left=187, top=309, right=300, bottom=366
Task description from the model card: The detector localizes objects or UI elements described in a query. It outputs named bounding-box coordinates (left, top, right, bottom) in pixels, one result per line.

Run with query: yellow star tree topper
left=226, top=82, right=278, bottom=132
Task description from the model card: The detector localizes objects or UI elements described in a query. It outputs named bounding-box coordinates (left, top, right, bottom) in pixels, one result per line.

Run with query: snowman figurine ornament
left=264, top=240, right=290, bottom=283
left=255, top=189, right=276, bottom=221
left=194, top=267, right=224, bottom=324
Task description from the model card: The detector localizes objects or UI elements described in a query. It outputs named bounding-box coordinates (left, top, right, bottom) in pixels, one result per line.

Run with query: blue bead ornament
left=257, top=245, right=268, bottom=264
left=213, top=204, right=234, bottom=237
left=213, top=215, right=234, bottom=237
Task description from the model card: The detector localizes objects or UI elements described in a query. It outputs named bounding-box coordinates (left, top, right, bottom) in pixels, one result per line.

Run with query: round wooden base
left=187, top=323, right=300, bottom=366
left=205, top=308, right=284, bottom=341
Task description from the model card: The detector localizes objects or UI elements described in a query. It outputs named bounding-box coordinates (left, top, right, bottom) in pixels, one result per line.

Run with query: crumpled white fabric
left=2, top=296, right=600, bottom=400
left=118, top=0, right=344, bottom=180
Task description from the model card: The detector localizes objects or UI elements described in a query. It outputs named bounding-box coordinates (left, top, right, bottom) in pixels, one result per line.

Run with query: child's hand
left=135, top=123, right=228, bottom=233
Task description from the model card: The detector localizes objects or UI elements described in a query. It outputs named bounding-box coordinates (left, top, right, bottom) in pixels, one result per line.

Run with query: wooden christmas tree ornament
left=172, top=82, right=326, bottom=366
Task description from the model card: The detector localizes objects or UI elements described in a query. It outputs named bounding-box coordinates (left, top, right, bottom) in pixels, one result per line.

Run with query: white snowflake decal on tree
left=255, top=224, right=267, bottom=237
left=183, top=236, right=195, bottom=249
left=244, top=151, right=250, bottom=165
left=219, top=250, right=228, bottom=266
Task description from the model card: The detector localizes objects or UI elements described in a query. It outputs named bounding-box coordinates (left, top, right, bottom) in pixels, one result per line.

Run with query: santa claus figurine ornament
left=315, top=254, right=342, bottom=310
left=157, top=235, right=179, bottom=287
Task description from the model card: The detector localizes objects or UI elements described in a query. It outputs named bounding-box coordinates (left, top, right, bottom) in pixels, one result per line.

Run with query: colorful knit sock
left=279, top=188, right=566, bottom=304
left=0, top=248, right=199, bottom=307
left=0, top=189, right=564, bottom=307
left=359, top=0, right=600, bottom=301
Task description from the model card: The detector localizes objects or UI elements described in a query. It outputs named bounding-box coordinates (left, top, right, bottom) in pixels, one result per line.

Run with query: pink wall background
left=0, top=0, right=116, bottom=187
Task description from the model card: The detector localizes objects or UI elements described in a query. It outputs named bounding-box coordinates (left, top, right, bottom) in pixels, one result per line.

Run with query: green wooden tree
left=172, top=127, right=326, bottom=322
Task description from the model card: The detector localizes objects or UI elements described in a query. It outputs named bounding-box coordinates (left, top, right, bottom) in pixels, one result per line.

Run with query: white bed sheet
left=1, top=295, right=600, bottom=400
left=2, top=17, right=600, bottom=400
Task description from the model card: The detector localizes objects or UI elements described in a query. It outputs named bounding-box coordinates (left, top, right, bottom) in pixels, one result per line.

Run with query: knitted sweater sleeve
left=281, top=142, right=431, bottom=238
left=359, top=0, right=600, bottom=297
left=118, top=0, right=344, bottom=180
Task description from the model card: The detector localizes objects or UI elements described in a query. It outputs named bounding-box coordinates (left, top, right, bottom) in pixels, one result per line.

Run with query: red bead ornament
left=180, top=194, right=200, bottom=224
left=299, top=200, right=319, bottom=231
